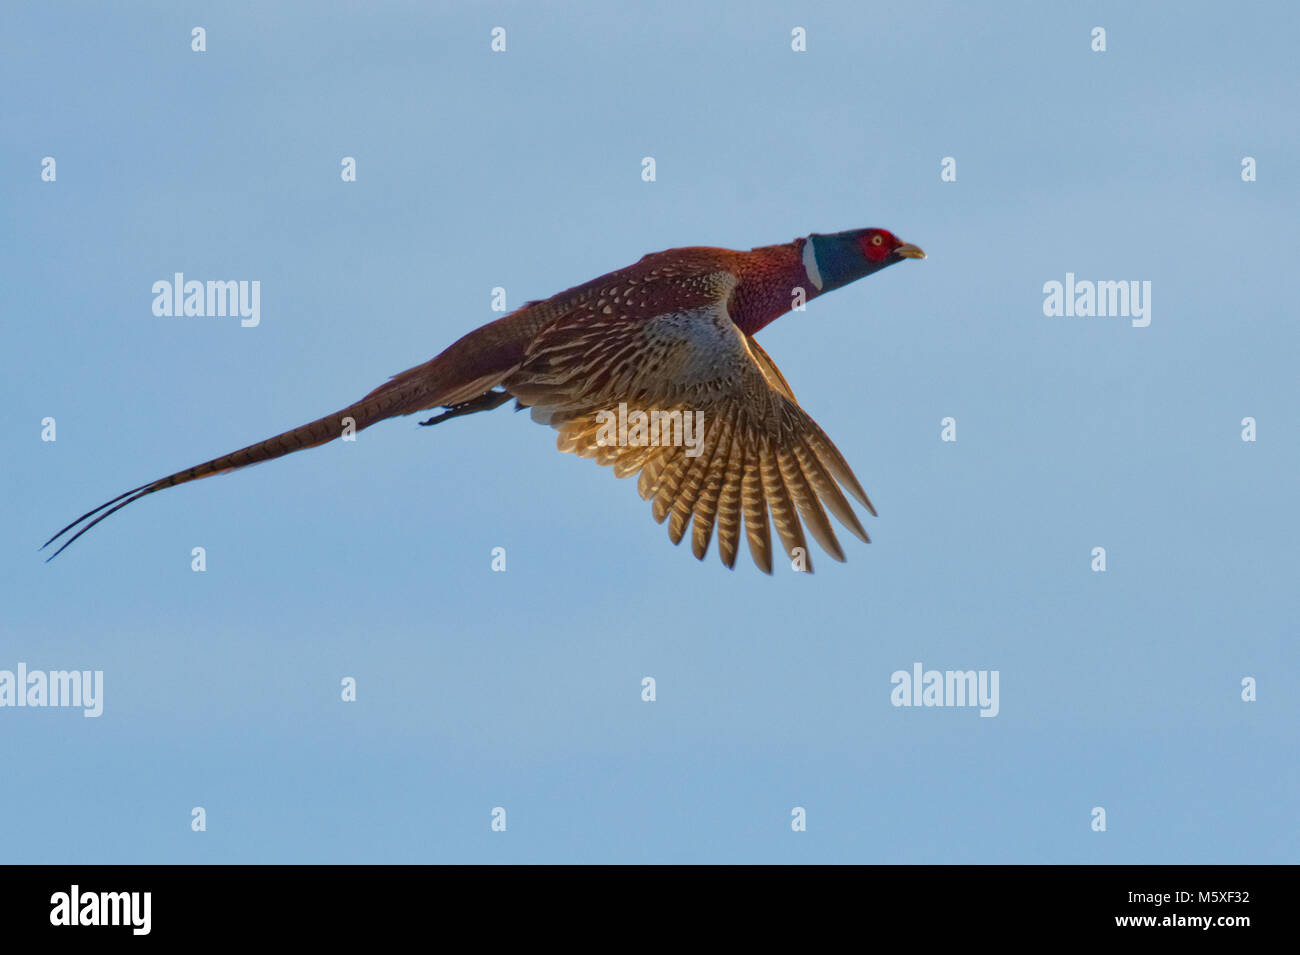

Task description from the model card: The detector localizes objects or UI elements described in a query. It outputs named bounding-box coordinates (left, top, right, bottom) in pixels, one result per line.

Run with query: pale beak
left=895, top=243, right=926, bottom=260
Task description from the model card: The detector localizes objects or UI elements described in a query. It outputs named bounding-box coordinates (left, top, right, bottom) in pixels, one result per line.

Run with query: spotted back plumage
left=505, top=254, right=875, bottom=573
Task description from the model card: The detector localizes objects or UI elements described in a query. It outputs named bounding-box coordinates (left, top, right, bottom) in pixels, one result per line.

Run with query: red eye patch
left=860, top=230, right=896, bottom=263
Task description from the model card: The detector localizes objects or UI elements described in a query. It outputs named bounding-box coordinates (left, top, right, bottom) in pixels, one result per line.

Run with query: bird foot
left=418, top=388, right=512, bottom=427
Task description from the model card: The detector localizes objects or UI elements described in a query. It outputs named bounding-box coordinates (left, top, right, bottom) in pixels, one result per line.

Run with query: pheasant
left=44, top=228, right=925, bottom=571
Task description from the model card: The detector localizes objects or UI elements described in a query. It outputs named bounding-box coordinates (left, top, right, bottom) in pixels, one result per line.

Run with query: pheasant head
left=730, top=227, right=925, bottom=334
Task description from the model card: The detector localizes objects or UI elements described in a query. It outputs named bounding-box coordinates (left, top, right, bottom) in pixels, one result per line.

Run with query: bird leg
left=418, top=387, right=513, bottom=427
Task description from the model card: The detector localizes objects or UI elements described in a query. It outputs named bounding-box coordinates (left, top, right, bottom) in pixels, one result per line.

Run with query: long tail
left=43, top=302, right=560, bottom=560
left=41, top=373, right=453, bottom=560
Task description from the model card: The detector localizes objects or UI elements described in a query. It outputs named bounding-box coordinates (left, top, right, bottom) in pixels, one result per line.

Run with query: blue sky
left=2, top=1, right=1296, bottom=863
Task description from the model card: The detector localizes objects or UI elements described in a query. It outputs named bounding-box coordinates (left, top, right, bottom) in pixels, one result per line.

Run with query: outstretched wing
left=504, top=272, right=875, bottom=572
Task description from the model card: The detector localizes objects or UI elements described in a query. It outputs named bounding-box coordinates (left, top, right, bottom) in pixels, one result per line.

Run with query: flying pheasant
left=44, top=228, right=924, bottom=571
